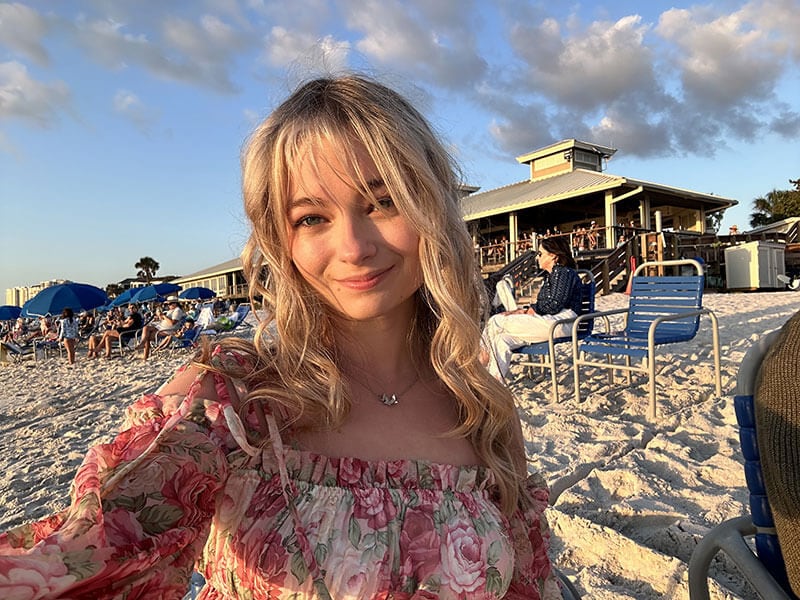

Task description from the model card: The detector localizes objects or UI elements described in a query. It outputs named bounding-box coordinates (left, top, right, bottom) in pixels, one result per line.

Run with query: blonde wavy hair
left=211, top=74, right=527, bottom=515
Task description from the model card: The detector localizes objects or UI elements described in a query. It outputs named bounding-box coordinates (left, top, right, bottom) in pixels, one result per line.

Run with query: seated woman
left=481, top=235, right=582, bottom=381
left=2, top=318, right=28, bottom=345
left=78, top=311, right=96, bottom=337
left=87, top=305, right=143, bottom=358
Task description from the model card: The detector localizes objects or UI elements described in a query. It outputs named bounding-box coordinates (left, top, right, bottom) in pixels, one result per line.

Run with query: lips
left=337, top=267, right=392, bottom=290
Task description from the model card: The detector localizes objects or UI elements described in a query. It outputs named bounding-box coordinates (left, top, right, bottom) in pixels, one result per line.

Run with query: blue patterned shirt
left=534, top=265, right=582, bottom=315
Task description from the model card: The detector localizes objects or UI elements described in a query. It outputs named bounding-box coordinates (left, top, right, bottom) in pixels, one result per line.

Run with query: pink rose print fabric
left=0, top=350, right=562, bottom=599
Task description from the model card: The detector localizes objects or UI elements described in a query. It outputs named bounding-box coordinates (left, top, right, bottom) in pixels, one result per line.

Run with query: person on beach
left=57, top=307, right=79, bottom=364
left=153, top=316, right=197, bottom=352
left=2, top=317, right=27, bottom=344
left=78, top=311, right=95, bottom=337
left=481, top=235, right=582, bottom=381
left=136, top=296, right=185, bottom=360
left=87, top=304, right=144, bottom=358
left=756, top=309, right=800, bottom=595
left=0, top=74, right=561, bottom=599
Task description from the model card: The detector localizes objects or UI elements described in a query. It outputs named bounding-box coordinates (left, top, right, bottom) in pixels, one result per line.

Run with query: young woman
left=482, top=235, right=582, bottom=381
left=0, top=75, right=561, bottom=599
left=57, top=307, right=79, bottom=364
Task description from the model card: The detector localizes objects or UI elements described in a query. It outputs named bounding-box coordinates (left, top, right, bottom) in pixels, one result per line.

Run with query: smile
left=337, top=267, right=392, bottom=290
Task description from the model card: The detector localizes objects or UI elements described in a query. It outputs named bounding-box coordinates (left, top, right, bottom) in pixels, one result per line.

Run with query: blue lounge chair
left=1, top=341, right=35, bottom=364
left=511, top=270, right=601, bottom=403
left=688, top=327, right=798, bottom=599
left=203, top=303, right=252, bottom=336
left=117, top=327, right=143, bottom=356
left=572, top=259, right=721, bottom=421
left=231, top=303, right=252, bottom=330
left=33, top=338, right=62, bottom=360
left=167, top=324, right=204, bottom=353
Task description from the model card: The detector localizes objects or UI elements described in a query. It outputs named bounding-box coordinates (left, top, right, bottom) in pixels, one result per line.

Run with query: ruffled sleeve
left=504, top=472, right=563, bottom=599
left=0, top=364, right=234, bottom=600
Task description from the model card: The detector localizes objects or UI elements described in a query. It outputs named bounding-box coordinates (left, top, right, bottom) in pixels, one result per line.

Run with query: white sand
left=2, top=292, right=799, bottom=598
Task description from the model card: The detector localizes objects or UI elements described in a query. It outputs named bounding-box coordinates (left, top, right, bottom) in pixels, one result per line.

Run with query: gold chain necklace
left=346, top=370, right=421, bottom=406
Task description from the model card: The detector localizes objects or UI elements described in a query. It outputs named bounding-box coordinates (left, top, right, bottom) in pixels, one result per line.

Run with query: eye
left=293, top=214, right=325, bottom=228
left=376, top=196, right=394, bottom=209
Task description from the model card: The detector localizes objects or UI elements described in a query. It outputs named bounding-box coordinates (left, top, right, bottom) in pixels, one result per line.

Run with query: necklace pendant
left=380, top=393, right=399, bottom=406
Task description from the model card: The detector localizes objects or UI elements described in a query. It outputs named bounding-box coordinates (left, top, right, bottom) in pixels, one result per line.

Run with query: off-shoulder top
left=0, top=348, right=561, bottom=599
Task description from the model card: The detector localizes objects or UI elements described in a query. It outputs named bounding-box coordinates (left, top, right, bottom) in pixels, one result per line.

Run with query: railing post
left=602, top=260, right=610, bottom=295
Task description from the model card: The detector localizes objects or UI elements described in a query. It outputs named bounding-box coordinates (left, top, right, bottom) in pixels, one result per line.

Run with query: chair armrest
left=688, top=515, right=793, bottom=600
left=646, top=308, right=713, bottom=346
left=571, top=307, right=629, bottom=343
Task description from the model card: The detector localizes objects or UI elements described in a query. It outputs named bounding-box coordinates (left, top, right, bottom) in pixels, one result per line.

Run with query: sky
left=2, top=0, right=799, bottom=296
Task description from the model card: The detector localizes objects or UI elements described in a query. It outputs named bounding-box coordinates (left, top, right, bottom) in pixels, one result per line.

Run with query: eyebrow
left=288, top=178, right=387, bottom=210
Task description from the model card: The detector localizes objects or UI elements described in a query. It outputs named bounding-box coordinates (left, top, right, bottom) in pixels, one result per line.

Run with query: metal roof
left=174, top=257, right=243, bottom=283
left=460, top=168, right=736, bottom=220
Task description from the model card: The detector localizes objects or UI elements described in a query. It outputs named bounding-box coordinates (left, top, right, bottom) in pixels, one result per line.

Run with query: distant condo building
left=5, top=280, right=68, bottom=307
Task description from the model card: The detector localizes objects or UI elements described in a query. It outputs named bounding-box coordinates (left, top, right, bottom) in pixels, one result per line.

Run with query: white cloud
left=341, top=0, right=487, bottom=89
left=510, top=15, right=659, bottom=112
left=735, top=0, right=800, bottom=61
left=264, top=27, right=350, bottom=73
left=484, top=2, right=800, bottom=158
left=657, top=7, right=783, bottom=107
left=113, top=89, right=159, bottom=134
left=70, top=13, right=253, bottom=93
left=0, top=61, right=70, bottom=126
left=0, top=3, right=51, bottom=66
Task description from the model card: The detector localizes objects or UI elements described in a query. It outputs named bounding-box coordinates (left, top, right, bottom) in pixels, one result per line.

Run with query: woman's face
left=537, top=247, right=558, bottom=272
left=287, top=140, right=423, bottom=324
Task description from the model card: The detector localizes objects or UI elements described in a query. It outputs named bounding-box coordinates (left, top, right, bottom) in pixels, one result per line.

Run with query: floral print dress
left=0, top=350, right=562, bottom=599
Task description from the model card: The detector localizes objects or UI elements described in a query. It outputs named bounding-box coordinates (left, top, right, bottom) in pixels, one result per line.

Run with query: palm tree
left=749, top=188, right=800, bottom=228
left=134, top=256, right=160, bottom=284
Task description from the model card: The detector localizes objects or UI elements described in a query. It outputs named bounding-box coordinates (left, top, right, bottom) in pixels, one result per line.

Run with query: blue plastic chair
left=571, top=259, right=721, bottom=421
left=688, top=328, right=798, bottom=599
left=511, top=270, right=599, bottom=402
left=170, top=324, right=203, bottom=352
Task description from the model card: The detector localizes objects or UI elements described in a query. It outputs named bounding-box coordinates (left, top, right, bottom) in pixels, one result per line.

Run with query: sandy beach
left=2, top=291, right=799, bottom=599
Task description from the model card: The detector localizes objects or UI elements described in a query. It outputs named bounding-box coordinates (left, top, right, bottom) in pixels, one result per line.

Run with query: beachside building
left=462, top=139, right=738, bottom=272
left=172, top=257, right=247, bottom=300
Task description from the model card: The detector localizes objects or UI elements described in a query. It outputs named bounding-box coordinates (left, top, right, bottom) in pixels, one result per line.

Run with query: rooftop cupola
left=516, top=139, right=617, bottom=182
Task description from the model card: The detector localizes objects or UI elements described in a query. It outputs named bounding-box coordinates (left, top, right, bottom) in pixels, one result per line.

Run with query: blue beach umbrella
left=108, top=288, right=137, bottom=307
left=22, top=283, right=108, bottom=317
left=179, top=286, right=216, bottom=300
left=130, top=282, right=182, bottom=304
left=0, top=305, right=22, bottom=320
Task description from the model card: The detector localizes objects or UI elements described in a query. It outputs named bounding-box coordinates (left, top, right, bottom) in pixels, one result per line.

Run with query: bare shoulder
left=158, top=363, right=223, bottom=403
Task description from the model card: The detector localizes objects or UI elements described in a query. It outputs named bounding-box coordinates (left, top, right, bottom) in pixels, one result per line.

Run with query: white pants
left=481, top=308, right=577, bottom=380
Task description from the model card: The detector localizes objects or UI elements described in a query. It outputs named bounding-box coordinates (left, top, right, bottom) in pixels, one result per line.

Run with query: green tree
left=705, top=210, right=724, bottom=234
left=749, top=182, right=800, bottom=228
left=134, top=256, right=160, bottom=284
left=106, top=283, right=123, bottom=298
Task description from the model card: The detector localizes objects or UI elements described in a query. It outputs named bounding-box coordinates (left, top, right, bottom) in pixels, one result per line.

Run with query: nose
left=337, top=213, right=378, bottom=263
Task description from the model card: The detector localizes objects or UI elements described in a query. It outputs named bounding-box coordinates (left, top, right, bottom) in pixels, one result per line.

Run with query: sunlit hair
left=541, top=235, right=577, bottom=269
left=207, top=74, right=527, bottom=515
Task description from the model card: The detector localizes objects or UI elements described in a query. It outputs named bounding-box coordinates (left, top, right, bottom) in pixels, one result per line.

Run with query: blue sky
left=2, top=0, right=799, bottom=296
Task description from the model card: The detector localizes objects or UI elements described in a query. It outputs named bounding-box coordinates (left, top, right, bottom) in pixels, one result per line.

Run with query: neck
left=334, top=310, right=423, bottom=385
